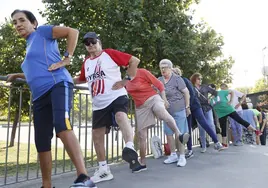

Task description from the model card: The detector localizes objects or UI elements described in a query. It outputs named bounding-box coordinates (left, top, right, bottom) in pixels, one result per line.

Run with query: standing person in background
left=256, top=106, right=267, bottom=145
left=211, top=84, right=256, bottom=148
left=228, top=88, right=246, bottom=146
left=173, top=68, right=224, bottom=159
left=158, top=60, right=190, bottom=167
left=190, top=73, right=218, bottom=153
left=248, top=104, right=262, bottom=145
left=241, top=103, right=258, bottom=144
left=8, top=9, right=96, bottom=188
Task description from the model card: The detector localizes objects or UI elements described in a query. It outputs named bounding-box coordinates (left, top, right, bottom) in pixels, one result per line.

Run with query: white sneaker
left=201, top=148, right=207, bottom=153
left=163, top=154, right=178, bottom=164
left=91, top=166, right=114, bottom=183
left=177, top=156, right=187, bottom=167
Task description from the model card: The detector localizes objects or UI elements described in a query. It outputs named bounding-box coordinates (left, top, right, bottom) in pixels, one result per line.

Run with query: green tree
left=251, top=78, right=268, bottom=93
left=41, top=0, right=233, bottom=84
left=0, top=20, right=31, bottom=147
left=234, top=86, right=253, bottom=94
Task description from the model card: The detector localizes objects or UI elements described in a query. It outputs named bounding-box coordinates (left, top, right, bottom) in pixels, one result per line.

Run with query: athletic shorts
left=33, top=81, right=73, bottom=152
left=92, top=95, right=129, bottom=131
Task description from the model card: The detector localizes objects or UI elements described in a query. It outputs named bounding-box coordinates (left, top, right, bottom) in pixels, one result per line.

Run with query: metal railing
left=0, top=76, right=200, bottom=187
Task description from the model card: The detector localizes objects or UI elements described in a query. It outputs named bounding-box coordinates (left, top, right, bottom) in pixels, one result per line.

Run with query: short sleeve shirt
left=79, top=49, right=131, bottom=111
left=229, top=90, right=244, bottom=112
left=158, top=74, right=186, bottom=114
left=21, top=25, right=73, bottom=101
left=212, top=90, right=235, bottom=118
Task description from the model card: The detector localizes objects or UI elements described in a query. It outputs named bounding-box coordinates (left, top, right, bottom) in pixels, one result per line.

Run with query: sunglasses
left=83, top=39, right=97, bottom=46
left=197, top=77, right=203, bottom=81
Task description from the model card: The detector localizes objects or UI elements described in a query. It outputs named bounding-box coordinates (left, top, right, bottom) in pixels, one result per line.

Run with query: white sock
left=171, top=152, right=177, bottom=156
left=125, top=141, right=135, bottom=150
left=99, top=161, right=107, bottom=170
left=180, top=154, right=185, bottom=158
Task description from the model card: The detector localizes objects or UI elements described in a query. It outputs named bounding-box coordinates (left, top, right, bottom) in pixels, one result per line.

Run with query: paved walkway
left=14, top=144, right=268, bottom=188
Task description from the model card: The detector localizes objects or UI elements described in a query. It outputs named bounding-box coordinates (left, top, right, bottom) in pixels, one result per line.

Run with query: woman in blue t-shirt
left=7, top=9, right=96, bottom=188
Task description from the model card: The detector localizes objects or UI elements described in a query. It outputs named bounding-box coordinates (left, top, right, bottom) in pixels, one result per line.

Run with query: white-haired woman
left=158, top=59, right=190, bottom=167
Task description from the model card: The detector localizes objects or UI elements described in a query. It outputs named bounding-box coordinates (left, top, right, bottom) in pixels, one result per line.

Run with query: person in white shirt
left=73, top=32, right=141, bottom=183
left=228, top=89, right=246, bottom=146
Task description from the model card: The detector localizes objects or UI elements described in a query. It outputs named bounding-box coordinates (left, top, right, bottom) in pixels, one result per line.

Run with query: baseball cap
left=83, top=32, right=99, bottom=41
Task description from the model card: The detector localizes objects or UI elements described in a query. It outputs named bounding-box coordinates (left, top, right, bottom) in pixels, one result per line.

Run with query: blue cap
left=83, top=32, right=99, bottom=41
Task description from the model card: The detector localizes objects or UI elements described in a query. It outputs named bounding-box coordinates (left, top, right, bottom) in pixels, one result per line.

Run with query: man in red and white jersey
left=73, top=32, right=141, bottom=183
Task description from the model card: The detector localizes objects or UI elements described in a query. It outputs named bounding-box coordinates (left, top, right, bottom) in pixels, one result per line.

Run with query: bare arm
left=160, top=90, right=168, bottom=101
left=7, top=73, right=25, bottom=82
left=14, top=73, right=25, bottom=79
left=229, top=90, right=234, bottom=104
left=259, top=112, right=263, bottom=124
left=240, top=94, right=246, bottom=103
left=254, top=115, right=258, bottom=127
left=52, top=26, right=79, bottom=57
left=181, top=88, right=190, bottom=108
left=126, top=56, right=140, bottom=78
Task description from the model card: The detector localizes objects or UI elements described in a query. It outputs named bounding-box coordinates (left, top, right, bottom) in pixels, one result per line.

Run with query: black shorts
left=92, top=95, right=129, bottom=130
left=33, top=81, right=73, bottom=152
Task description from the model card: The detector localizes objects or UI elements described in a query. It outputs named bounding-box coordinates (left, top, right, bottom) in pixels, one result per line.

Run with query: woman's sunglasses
left=83, top=39, right=97, bottom=46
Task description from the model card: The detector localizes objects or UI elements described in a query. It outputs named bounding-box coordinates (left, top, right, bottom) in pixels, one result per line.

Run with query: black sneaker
left=122, top=147, right=141, bottom=170
left=179, top=133, right=190, bottom=144
left=185, top=150, right=194, bottom=159
left=70, top=173, right=97, bottom=188
left=132, top=165, right=147, bottom=173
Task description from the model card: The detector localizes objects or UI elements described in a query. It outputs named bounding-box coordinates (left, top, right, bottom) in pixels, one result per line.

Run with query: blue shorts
left=33, top=81, right=73, bottom=152
left=164, top=109, right=189, bottom=136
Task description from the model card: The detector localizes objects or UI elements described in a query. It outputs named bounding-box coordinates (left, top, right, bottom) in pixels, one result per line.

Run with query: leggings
left=192, top=108, right=218, bottom=143
left=187, top=114, right=193, bottom=151
left=260, top=124, right=267, bottom=145
left=219, top=111, right=250, bottom=137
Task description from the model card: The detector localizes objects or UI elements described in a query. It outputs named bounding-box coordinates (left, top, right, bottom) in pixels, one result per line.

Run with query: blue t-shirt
left=242, top=109, right=256, bottom=128
left=21, top=25, right=73, bottom=101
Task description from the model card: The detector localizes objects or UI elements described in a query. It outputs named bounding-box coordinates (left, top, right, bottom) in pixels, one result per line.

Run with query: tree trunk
left=9, top=109, right=20, bottom=147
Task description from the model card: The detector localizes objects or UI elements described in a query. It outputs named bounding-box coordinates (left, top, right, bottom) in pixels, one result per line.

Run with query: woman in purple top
left=7, top=9, right=96, bottom=188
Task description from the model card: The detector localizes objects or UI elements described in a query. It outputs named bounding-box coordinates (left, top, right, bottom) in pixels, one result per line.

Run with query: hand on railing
left=0, top=74, right=26, bottom=83
left=7, top=74, right=19, bottom=82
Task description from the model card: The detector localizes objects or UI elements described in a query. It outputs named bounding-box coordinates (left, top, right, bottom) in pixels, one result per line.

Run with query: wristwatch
left=64, top=51, right=72, bottom=58
left=63, top=51, right=73, bottom=64
left=124, top=75, right=132, bottom=81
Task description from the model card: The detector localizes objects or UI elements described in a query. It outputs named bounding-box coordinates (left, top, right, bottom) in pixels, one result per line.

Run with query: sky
left=1, top=0, right=268, bottom=89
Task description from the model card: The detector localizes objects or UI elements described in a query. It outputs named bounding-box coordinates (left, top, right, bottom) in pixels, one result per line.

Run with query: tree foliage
left=41, top=0, right=234, bottom=84
left=0, top=20, right=32, bottom=146
left=235, top=78, right=268, bottom=94
left=0, top=20, right=31, bottom=120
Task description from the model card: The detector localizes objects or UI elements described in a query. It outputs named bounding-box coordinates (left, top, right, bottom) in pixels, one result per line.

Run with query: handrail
left=0, top=75, right=89, bottom=91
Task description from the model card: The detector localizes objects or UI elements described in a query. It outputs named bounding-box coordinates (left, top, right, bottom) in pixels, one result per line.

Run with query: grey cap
left=83, top=32, right=99, bottom=41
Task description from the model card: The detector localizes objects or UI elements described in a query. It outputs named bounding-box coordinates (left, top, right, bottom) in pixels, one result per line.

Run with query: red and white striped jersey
left=79, top=49, right=131, bottom=111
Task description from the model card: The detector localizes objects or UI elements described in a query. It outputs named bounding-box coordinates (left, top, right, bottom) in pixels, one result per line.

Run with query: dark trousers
left=187, top=108, right=218, bottom=150
left=219, top=111, right=250, bottom=137
left=260, top=127, right=267, bottom=145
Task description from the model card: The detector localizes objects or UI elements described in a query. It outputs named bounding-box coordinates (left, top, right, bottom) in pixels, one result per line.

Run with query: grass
left=0, top=141, right=97, bottom=177
left=0, top=141, right=124, bottom=178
